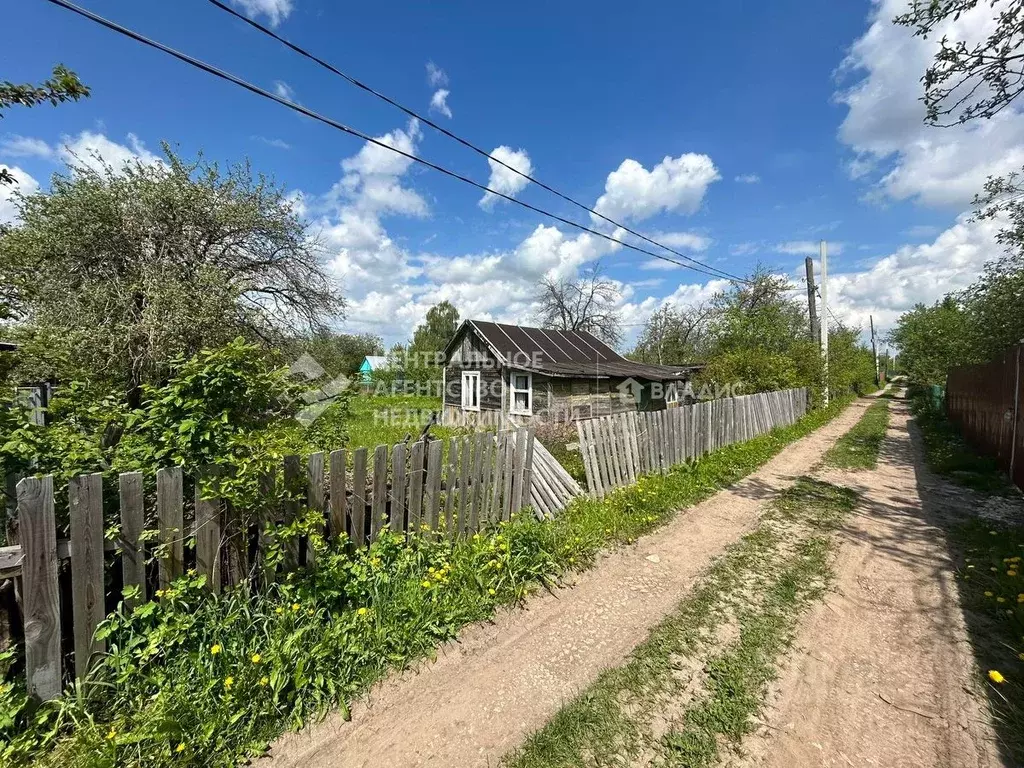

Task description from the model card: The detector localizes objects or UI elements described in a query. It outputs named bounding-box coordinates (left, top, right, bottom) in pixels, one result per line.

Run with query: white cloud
left=426, top=62, right=448, bottom=88
left=734, top=173, right=760, bottom=184
left=903, top=224, right=939, bottom=238
left=648, top=231, right=711, bottom=251
left=273, top=80, right=296, bottom=101
left=229, top=0, right=293, bottom=27
left=0, top=165, right=39, bottom=225
left=479, top=146, right=533, bottom=209
left=0, top=135, right=54, bottom=159
left=429, top=89, right=452, bottom=119
left=59, top=131, right=161, bottom=173
left=730, top=241, right=760, bottom=256
left=253, top=136, right=291, bottom=150
left=824, top=213, right=1005, bottom=335
left=837, top=0, right=1024, bottom=208
left=774, top=240, right=844, bottom=257
left=593, top=154, right=720, bottom=223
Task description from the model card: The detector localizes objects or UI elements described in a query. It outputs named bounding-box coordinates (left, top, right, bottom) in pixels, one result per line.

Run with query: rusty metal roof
left=445, top=320, right=702, bottom=380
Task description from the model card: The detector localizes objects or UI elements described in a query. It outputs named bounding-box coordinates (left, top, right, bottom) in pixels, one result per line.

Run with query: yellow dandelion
left=422, top=580, right=431, bottom=589
left=989, top=670, right=1006, bottom=684
left=210, top=643, right=222, bottom=655
left=488, top=588, right=496, bottom=596
left=1009, top=571, right=1018, bottom=577
left=176, top=743, right=186, bottom=753
left=357, top=607, right=369, bottom=616
left=106, top=728, right=117, bottom=741
left=224, top=676, right=234, bottom=689
left=998, top=597, right=1006, bottom=603
left=985, top=591, right=994, bottom=597
left=275, top=607, right=284, bottom=615
left=259, top=676, right=269, bottom=687
left=155, top=589, right=165, bottom=598
left=251, top=653, right=262, bottom=664
left=291, top=603, right=300, bottom=612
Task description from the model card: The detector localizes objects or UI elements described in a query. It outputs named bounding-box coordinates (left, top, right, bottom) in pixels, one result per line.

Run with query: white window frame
left=509, top=370, right=533, bottom=416
left=461, top=370, right=481, bottom=411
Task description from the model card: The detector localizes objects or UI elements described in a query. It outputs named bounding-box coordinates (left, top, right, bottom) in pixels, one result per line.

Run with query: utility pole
left=820, top=240, right=830, bottom=407
left=870, top=314, right=878, bottom=386
left=804, top=256, right=819, bottom=346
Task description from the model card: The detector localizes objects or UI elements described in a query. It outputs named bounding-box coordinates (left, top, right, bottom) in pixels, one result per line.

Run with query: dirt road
left=731, top=399, right=1003, bottom=768
left=264, top=401, right=874, bottom=768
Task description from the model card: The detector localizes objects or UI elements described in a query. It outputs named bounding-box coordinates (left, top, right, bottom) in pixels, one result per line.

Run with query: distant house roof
left=360, top=355, right=389, bottom=370
left=444, top=320, right=701, bottom=381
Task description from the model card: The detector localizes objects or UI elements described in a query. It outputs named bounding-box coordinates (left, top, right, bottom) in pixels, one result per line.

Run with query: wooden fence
left=576, top=388, right=808, bottom=497
left=3, top=428, right=536, bottom=702
left=946, top=344, right=1024, bottom=491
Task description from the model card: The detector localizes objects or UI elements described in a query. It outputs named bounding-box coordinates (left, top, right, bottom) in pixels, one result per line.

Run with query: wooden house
left=441, top=320, right=701, bottom=426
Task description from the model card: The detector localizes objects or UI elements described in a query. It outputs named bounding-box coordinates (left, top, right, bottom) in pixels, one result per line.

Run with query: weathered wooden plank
left=457, top=436, right=472, bottom=532
left=351, top=448, right=368, bottom=547
left=69, top=473, right=105, bottom=679
left=195, top=466, right=221, bottom=592
left=329, top=449, right=347, bottom=540
left=391, top=443, right=407, bottom=534
left=490, top=433, right=506, bottom=519
left=157, top=467, right=184, bottom=591
left=577, top=420, right=596, bottom=494
left=118, top=471, right=145, bottom=609
left=502, top=431, right=516, bottom=519
left=306, top=452, right=325, bottom=566
left=511, top=428, right=528, bottom=513
left=443, top=438, right=457, bottom=535
left=469, top=432, right=486, bottom=531
left=425, top=439, right=443, bottom=532
left=19, top=476, right=61, bottom=701
left=479, top=434, right=495, bottom=522
left=522, top=427, right=536, bottom=512
left=371, top=445, right=388, bottom=543
left=605, top=418, right=622, bottom=489
left=619, top=414, right=634, bottom=483
left=408, top=440, right=425, bottom=535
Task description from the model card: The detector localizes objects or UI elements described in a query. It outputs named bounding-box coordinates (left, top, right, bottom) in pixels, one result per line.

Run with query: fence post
left=119, top=471, right=145, bottom=609
left=69, top=472, right=105, bottom=679
left=18, top=476, right=61, bottom=702
left=156, top=467, right=184, bottom=592
left=195, top=466, right=222, bottom=592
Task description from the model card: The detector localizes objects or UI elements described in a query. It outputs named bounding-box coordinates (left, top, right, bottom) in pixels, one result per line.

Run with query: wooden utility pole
left=820, top=241, right=830, bottom=407
left=870, top=315, right=879, bottom=386
left=804, top=257, right=819, bottom=346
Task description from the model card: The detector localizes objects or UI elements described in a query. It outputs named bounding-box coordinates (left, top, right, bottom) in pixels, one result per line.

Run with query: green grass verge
left=949, top=519, right=1024, bottom=763
left=823, top=399, right=890, bottom=470
left=345, top=394, right=458, bottom=449
left=0, top=398, right=852, bottom=768
left=910, top=394, right=1014, bottom=495
left=505, top=479, right=858, bottom=768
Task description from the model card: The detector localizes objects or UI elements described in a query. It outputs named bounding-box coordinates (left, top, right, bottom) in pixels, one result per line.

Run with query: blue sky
left=2, top=0, right=1017, bottom=346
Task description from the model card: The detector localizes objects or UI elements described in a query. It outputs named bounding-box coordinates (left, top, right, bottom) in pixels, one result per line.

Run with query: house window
left=461, top=371, right=480, bottom=411
left=510, top=371, right=532, bottom=415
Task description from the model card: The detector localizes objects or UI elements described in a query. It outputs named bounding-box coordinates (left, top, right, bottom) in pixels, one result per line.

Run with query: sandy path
left=264, top=400, right=872, bottom=768
left=731, top=400, right=1004, bottom=768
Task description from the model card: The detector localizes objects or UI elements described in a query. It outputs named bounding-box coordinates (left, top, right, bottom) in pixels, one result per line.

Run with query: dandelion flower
left=1009, top=571, right=1018, bottom=577
left=422, top=580, right=431, bottom=589
left=275, top=607, right=284, bottom=615
left=224, top=676, right=234, bottom=689
left=259, top=676, right=269, bottom=687
left=291, top=603, right=300, bottom=612
left=985, top=591, right=994, bottom=597
left=998, top=597, right=1006, bottom=603
left=251, top=653, right=262, bottom=664
left=210, top=644, right=222, bottom=656
left=357, top=607, right=369, bottom=617
left=989, top=670, right=1006, bottom=684
left=488, top=588, right=496, bottom=596
left=106, top=728, right=117, bottom=741
left=176, top=743, right=185, bottom=753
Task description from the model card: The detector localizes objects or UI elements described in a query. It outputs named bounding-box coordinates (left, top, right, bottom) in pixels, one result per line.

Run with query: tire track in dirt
left=727, top=401, right=1004, bottom=768
left=263, top=400, right=873, bottom=768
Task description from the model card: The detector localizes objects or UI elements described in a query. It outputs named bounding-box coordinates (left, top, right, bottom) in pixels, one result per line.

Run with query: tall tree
left=1, top=65, right=90, bottom=185
left=535, top=263, right=623, bottom=345
left=409, top=300, right=460, bottom=364
left=0, top=147, right=343, bottom=402
left=887, top=297, right=978, bottom=384
left=896, top=0, right=1024, bottom=126
left=288, top=330, right=384, bottom=377
left=632, top=302, right=715, bottom=364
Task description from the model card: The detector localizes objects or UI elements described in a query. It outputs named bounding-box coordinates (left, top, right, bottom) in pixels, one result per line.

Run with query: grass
left=948, top=519, right=1024, bottom=764
left=345, top=393, right=457, bottom=449
left=823, top=399, right=890, bottom=469
left=910, top=392, right=1014, bottom=495
left=1, top=398, right=854, bottom=767
left=505, top=478, right=858, bottom=768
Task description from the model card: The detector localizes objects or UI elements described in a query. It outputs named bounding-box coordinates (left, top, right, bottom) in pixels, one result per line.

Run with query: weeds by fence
left=576, top=389, right=808, bottom=497
left=4, top=428, right=537, bottom=702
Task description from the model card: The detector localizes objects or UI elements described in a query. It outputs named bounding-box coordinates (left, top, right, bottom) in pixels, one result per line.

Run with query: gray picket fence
left=576, top=388, right=808, bottom=497
left=3, top=428, right=535, bottom=702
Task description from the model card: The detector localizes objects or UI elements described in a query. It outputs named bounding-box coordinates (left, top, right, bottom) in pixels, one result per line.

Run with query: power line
left=206, top=0, right=751, bottom=285
left=43, top=0, right=749, bottom=286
